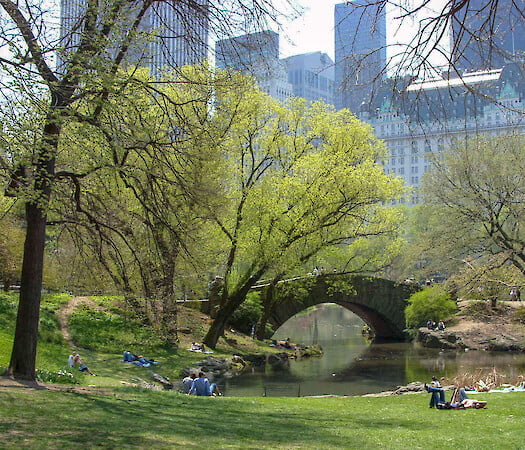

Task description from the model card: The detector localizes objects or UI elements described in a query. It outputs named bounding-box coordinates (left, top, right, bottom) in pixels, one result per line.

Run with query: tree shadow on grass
left=3, top=388, right=489, bottom=448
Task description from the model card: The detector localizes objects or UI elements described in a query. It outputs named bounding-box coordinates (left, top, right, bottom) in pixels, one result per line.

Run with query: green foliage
left=230, top=292, right=263, bottom=335
left=421, top=134, right=525, bottom=278
left=0, top=292, right=17, bottom=330
left=0, top=209, right=24, bottom=288
left=513, top=306, right=525, bottom=325
left=325, top=278, right=357, bottom=299
left=36, top=368, right=81, bottom=385
left=38, top=308, right=64, bottom=344
left=405, top=286, right=457, bottom=328
left=68, top=306, right=164, bottom=353
left=275, top=277, right=318, bottom=306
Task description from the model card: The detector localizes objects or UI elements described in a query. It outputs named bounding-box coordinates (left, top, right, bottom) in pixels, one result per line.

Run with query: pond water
left=220, top=303, right=525, bottom=397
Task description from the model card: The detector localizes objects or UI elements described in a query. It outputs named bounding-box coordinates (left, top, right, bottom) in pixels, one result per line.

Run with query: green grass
left=1, top=292, right=525, bottom=447
left=0, top=292, right=276, bottom=387
left=0, top=385, right=523, bottom=449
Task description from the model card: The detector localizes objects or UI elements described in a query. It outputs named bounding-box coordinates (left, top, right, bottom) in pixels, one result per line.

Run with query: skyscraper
left=334, top=1, right=387, bottom=112
left=58, top=1, right=209, bottom=74
left=284, top=52, right=334, bottom=106
left=215, top=30, right=293, bottom=102
left=451, top=0, right=525, bottom=71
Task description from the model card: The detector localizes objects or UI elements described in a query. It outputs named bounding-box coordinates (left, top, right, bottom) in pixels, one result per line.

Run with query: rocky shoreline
left=415, top=300, right=525, bottom=352
left=416, top=327, right=525, bottom=352
left=167, top=345, right=323, bottom=391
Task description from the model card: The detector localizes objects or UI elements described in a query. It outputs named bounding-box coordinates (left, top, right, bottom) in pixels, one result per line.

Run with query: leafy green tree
left=0, top=0, right=293, bottom=380
left=48, top=66, right=233, bottom=341
left=405, top=286, right=457, bottom=329
left=422, top=134, right=525, bottom=277
left=202, top=91, right=405, bottom=348
left=0, top=200, right=25, bottom=290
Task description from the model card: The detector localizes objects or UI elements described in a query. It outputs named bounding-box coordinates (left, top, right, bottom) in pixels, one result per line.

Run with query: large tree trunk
left=6, top=119, right=58, bottom=380
left=203, top=294, right=242, bottom=348
left=5, top=202, right=47, bottom=380
left=203, top=269, right=267, bottom=348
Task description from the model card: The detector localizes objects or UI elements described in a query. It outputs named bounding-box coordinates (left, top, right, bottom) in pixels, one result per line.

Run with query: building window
left=424, top=139, right=431, bottom=152
left=411, top=166, right=418, bottom=173
left=411, top=140, right=418, bottom=154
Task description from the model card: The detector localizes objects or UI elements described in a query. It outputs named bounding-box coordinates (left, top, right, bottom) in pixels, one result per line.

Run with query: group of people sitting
left=426, top=320, right=446, bottom=331
left=182, top=372, right=222, bottom=396
left=122, top=351, right=159, bottom=367
left=426, top=376, right=487, bottom=409
left=270, top=337, right=296, bottom=350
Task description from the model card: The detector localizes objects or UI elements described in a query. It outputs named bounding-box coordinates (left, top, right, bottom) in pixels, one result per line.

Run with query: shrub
left=0, top=293, right=17, bottom=330
left=230, top=292, right=262, bottom=335
left=405, top=286, right=457, bottom=329
left=36, top=368, right=81, bottom=385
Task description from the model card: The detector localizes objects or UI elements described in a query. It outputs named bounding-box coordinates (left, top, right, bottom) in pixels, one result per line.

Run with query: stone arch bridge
left=262, top=274, right=419, bottom=340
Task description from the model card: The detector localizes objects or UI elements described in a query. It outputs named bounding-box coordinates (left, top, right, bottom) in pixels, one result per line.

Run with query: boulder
left=486, top=336, right=524, bottom=352
left=417, top=328, right=465, bottom=349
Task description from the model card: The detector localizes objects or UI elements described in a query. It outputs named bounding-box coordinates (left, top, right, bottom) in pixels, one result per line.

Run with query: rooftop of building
left=407, top=68, right=503, bottom=92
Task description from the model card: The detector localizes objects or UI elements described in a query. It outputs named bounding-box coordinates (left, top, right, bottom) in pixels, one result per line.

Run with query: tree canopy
left=202, top=84, right=405, bottom=347
left=0, top=0, right=295, bottom=380
left=422, top=134, right=525, bottom=277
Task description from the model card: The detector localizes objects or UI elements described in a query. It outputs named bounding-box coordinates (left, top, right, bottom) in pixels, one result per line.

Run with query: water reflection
left=221, top=303, right=525, bottom=397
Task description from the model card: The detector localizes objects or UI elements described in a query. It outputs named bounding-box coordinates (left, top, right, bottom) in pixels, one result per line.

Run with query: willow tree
left=202, top=88, right=405, bottom=348
left=0, top=0, right=292, bottom=380
left=48, top=66, right=230, bottom=340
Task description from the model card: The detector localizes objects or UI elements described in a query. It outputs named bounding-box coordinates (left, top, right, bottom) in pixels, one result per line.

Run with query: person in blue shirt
left=189, top=372, right=221, bottom=396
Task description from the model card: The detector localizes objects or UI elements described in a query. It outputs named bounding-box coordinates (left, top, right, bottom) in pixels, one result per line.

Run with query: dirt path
left=56, top=296, right=102, bottom=347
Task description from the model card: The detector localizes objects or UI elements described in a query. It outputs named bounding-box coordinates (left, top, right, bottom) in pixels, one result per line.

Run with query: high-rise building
left=452, top=0, right=525, bottom=71
left=359, top=63, right=525, bottom=204
left=334, top=1, right=387, bottom=112
left=215, top=30, right=293, bottom=102
left=283, top=52, right=334, bottom=106
left=58, top=1, right=209, bottom=74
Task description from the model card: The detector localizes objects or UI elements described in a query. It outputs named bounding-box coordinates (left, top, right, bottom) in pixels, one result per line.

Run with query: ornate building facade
left=359, top=63, right=525, bottom=204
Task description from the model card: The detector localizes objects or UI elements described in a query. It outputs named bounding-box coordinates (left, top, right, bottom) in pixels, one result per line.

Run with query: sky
left=278, top=0, right=450, bottom=73
left=278, top=0, right=341, bottom=59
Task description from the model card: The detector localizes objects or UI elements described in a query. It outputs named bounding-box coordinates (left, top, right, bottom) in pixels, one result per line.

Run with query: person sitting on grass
left=189, top=372, right=222, bottom=396
left=425, top=376, right=445, bottom=408
left=182, top=373, right=197, bottom=394
left=73, top=352, right=96, bottom=376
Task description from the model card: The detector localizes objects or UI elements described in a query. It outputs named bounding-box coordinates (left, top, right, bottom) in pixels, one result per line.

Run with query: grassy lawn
left=1, top=385, right=524, bottom=449
left=1, top=292, right=524, bottom=448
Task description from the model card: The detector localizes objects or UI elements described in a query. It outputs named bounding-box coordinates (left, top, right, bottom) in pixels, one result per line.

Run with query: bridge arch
left=268, top=274, right=419, bottom=340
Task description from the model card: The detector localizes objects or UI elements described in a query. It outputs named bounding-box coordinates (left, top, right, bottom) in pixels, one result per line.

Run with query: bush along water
left=405, top=285, right=457, bottom=330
